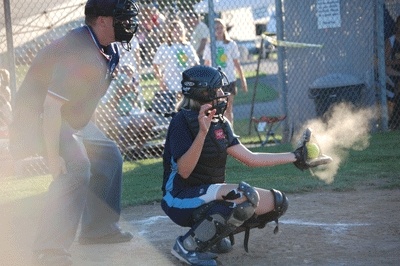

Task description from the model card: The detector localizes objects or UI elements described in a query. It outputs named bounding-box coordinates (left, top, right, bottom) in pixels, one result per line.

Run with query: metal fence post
left=207, top=0, right=217, bottom=67
left=275, top=0, right=289, bottom=141
left=376, top=0, right=389, bottom=131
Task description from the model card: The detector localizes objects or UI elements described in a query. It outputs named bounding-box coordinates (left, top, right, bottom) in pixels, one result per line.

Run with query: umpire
left=9, top=0, right=140, bottom=265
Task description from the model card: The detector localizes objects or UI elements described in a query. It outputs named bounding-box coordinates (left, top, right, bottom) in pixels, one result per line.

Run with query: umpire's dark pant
left=33, top=121, right=123, bottom=252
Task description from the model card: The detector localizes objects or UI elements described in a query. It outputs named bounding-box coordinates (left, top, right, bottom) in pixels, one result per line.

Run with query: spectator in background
left=137, top=4, right=165, bottom=63
left=204, top=18, right=247, bottom=126
left=98, top=64, right=156, bottom=156
left=186, top=12, right=209, bottom=64
left=117, top=35, right=146, bottom=111
left=119, top=35, right=141, bottom=88
left=103, top=65, right=140, bottom=115
left=164, top=4, right=181, bottom=23
left=385, top=15, right=400, bottom=130
left=152, top=20, right=199, bottom=115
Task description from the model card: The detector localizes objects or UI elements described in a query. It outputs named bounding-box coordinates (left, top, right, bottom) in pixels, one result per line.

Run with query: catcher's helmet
left=181, top=65, right=230, bottom=117
left=181, top=65, right=229, bottom=102
left=85, top=0, right=139, bottom=48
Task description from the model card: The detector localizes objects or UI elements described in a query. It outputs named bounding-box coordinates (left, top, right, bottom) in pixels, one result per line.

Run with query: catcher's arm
left=293, top=128, right=333, bottom=171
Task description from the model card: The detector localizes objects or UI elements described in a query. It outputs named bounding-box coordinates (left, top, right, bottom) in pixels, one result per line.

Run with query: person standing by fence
left=186, top=12, right=209, bottom=65
left=152, top=19, right=199, bottom=115
left=203, top=18, right=247, bottom=126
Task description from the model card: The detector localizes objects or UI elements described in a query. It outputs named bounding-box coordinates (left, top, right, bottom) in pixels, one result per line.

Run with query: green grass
left=234, top=73, right=279, bottom=105
left=2, top=131, right=399, bottom=207
left=120, top=130, right=400, bottom=207
left=232, top=118, right=284, bottom=144
left=0, top=175, right=51, bottom=204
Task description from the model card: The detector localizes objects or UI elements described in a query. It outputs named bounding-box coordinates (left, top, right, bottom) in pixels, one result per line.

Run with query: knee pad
left=224, top=181, right=260, bottom=227
left=228, top=201, right=256, bottom=227
left=184, top=182, right=261, bottom=252
left=238, top=181, right=259, bottom=207
left=187, top=200, right=257, bottom=252
left=254, top=189, right=288, bottom=227
left=233, top=188, right=288, bottom=234
left=271, top=189, right=289, bottom=218
left=222, top=181, right=259, bottom=206
left=253, top=189, right=288, bottom=233
left=228, top=189, right=288, bottom=252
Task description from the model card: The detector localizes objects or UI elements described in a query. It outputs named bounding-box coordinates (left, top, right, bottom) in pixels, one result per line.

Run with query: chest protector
left=182, top=110, right=236, bottom=186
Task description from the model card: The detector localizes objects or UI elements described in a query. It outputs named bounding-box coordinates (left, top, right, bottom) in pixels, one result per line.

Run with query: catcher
left=161, top=65, right=331, bottom=265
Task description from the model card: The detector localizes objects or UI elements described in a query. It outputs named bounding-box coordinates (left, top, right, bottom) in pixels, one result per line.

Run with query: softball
left=306, top=143, right=320, bottom=159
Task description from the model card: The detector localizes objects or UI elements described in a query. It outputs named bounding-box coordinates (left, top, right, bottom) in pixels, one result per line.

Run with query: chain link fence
left=0, top=0, right=399, bottom=177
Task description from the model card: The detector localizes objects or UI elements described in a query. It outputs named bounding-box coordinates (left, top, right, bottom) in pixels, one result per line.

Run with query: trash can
left=308, top=73, right=364, bottom=117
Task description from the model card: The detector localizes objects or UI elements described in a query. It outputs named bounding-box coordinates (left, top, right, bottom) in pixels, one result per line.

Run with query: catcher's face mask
left=211, top=88, right=230, bottom=117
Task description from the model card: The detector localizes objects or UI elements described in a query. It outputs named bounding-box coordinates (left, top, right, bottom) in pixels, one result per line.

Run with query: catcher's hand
left=293, top=128, right=333, bottom=171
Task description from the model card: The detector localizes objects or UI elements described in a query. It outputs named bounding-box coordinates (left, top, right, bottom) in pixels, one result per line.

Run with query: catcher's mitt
left=293, top=128, right=333, bottom=171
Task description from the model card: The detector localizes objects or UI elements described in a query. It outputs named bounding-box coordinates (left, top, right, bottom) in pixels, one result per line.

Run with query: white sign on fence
left=317, top=0, right=341, bottom=29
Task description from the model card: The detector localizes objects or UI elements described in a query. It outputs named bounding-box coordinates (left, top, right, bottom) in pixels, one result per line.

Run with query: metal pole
left=3, top=0, right=17, bottom=104
left=248, top=37, right=264, bottom=135
left=376, top=0, right=388, bottom=131
left=275, top=0, right=290, bottom=141
left=207, top=0, right=217, bottom=67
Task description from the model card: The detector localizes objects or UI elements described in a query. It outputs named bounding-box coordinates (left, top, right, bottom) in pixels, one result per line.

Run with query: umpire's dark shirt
left=10, top=26, right=118, bottom=158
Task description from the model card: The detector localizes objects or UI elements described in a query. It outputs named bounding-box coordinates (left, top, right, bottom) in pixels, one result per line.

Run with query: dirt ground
left=1, top=188, right=400, bottom=266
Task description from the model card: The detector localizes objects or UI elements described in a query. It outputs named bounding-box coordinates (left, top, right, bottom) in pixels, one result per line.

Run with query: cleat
left=171, top=237, right=217, bottom=266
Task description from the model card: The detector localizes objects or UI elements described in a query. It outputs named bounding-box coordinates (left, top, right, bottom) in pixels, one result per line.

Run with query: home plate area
left=69, top=189, right=400, bottom=265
